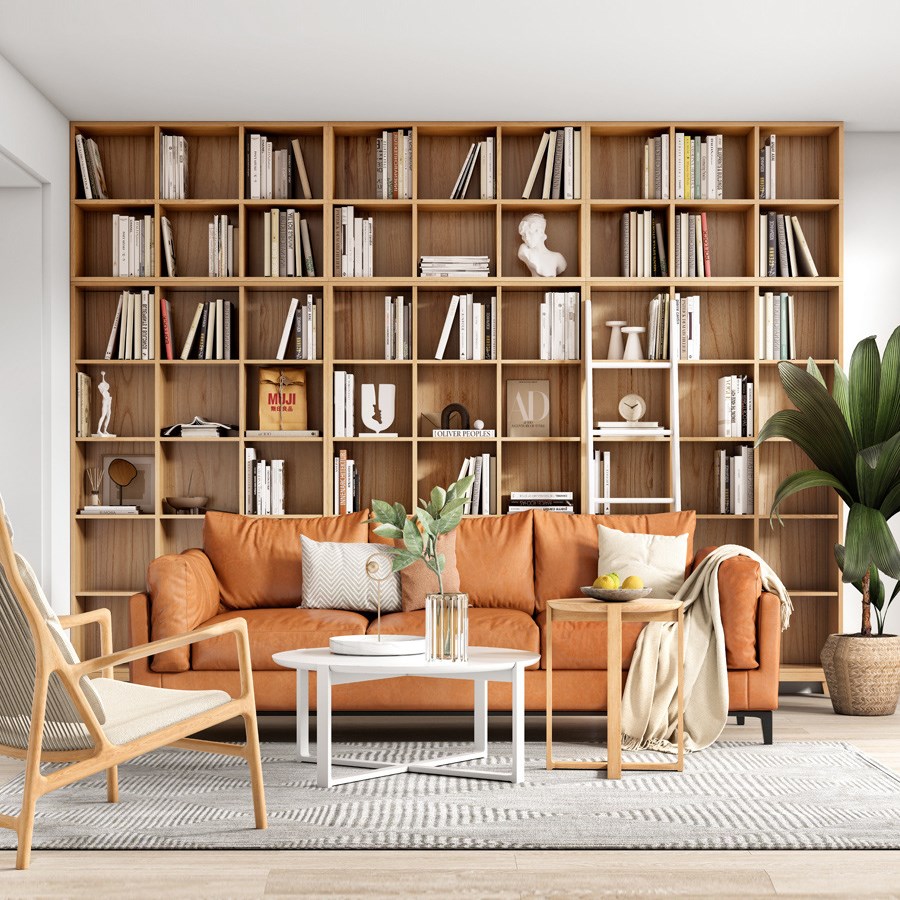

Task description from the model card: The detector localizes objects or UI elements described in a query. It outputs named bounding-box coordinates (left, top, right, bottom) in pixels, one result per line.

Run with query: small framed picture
left=101, top=454, right=155, bottom=511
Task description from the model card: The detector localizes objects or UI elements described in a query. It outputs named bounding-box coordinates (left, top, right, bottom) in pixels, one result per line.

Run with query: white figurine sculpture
left=360, top=383, right=397, bottom=437
left=94, top=371, right=115, bottom=437
left=517, top=212, right=567, bottom=277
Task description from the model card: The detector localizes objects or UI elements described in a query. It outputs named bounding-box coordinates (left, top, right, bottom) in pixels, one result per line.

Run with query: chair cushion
left=455, top=511, right=535, bottom=613
left=192, top=608, right=369, bottom=670
left=533, top=510, right=696, bottom=611
left=93, top=678, right=230, bottom=745
left=148, top=549, right=221, bottom=673
left=203, top=510, right=371, bottom=610
left=536, top=610, right=645, bottom=669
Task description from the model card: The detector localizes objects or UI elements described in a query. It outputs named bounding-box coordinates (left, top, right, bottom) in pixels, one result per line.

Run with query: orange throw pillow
left=398, top=531, right=461, bottom=612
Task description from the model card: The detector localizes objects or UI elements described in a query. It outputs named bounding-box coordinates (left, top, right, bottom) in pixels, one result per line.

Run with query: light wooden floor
left=1, top=693, right=899, bottom=898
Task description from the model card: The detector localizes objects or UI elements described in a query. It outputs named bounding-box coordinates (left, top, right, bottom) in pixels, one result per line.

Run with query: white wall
left=844, top=133, right=900, bottom=634
left=0, top=53, right=69, bottom=610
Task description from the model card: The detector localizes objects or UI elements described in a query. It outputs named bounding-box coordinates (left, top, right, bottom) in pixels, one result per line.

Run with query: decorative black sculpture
left=440, top=403, right=470, bottom=430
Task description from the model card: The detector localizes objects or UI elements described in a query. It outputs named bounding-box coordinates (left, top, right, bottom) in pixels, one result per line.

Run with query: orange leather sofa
left=129, top=509, right=781, bottom=740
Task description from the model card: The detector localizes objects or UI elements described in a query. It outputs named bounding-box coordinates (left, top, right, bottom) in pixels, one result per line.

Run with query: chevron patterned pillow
left=300, top=536, right=402, bottom=612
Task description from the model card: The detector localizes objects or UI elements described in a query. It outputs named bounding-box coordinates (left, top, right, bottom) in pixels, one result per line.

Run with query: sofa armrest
left=749, top=591, right=784, bottom=710
left=146, top=549, right=222, bottom=673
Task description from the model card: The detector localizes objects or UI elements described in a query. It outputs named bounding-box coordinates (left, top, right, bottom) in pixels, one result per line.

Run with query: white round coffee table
left=273, top=646, right=539, bottom=787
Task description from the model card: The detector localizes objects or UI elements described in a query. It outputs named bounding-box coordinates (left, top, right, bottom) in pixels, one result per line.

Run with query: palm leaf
left=862, top=432, right=900, bottom=509
left=806, top=358, right=826, bottom=387
left=874, top=325, right=900, bottom=442
left=769, top=469, right=853, bottom=522
left=844, top=503, right=900, bottom=582
left=881, top=483, right=900, bottom=520
left=848, top=336, right=881, bottom=448
left=833, top=361, right=851, bottom=426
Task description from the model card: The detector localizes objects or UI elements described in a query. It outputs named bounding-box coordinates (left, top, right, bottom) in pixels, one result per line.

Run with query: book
left=522, top=131, right=551, bottom=199
left=435, top=294, right=461, bottom=360
left=507, top=380, right=550, bottom=437
left=245, top=429, right=320, bottom=437
left=161, top=216, right=176, bottom=276
left=290, top=139, right=313, bottom=200
left=790, top=216, right=819, bottom=276
left=75, top=372, right=92, bottom=438
left=277, top=297, right=300, bottom=360
left=180, top=302, right=205, bottom=359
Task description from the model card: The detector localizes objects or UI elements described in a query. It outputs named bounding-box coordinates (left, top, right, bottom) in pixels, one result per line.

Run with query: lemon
left=593, top=572, right=620, bottom=590
left=621, top=575, right=644, bottom=590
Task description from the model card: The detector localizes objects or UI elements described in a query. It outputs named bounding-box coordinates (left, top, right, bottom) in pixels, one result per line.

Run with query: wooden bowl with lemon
left=580, top=573, right=652, bottom=602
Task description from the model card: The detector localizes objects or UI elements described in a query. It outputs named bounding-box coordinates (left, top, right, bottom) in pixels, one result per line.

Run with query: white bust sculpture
left=517, top=212, right=567, bottom=278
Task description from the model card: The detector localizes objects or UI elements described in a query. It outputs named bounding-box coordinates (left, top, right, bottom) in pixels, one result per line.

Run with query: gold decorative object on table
left=425, top=592, right=468, bottom=662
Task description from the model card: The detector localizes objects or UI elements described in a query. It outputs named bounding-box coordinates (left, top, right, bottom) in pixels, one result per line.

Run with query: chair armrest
left=59, top=609, right=114, bottom=679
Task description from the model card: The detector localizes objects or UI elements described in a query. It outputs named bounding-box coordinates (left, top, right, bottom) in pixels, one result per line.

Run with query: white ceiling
left=1, top=0, right=899, bottom=129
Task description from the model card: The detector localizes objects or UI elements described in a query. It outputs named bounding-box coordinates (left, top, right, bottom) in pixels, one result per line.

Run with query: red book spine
left=160, top=299, right=174, bottom=360
left=701, top=211, right=711, bottom=277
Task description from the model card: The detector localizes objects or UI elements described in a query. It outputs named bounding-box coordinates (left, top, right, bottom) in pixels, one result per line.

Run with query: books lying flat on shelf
left=592, top=450, right=612, bottom=514
left=104, top=290, right=156, bottom=360
left=758, top=212, right=818, bottom=277
left=264, top=208, right=315, bottom=277
left=244, top=448, right=286, bottom=515
left=759, top=292, right=796, bottom=360
left=450, top=138, right=495, bottom=200
left=594, top=421, right=669, bottom=437
left=334, top=206, right=374, bottom=277
left=75, top=134, right=108, bottom=199
left=540, top=291, right=581, bottom=360
left=177, top=299, right=236, bottom=360
left=78, top=505, right=140, bottom=515
left=522, top=127, right=582, bottom=200
left=759, top=134, right=776, bottom=200
left=674, top=132, right=723, bottom=200
left=276, top=295, right=319, bottom=361
left=717, top=376, right=754, bottom=438
left=245, top=429, right=320, bottom=437
left=208, top=214, right=236, bottom=277
left=419, top=256, right=490, bottom=278
left=458, top=454, right=495, bottom=515
left=111, top=214, right=153, bottom=277
left=160, top=134, right=188, bottom=200
left=376, top=129, right=413, bottom=199
left=246, top=133, right=310, bottom=200
left=381, top=295, right=411, bottom=360
left=716, top=446, right=754, bottom=515
left=621, top=211, right=668, bottom=277
left=75, top=372, right=92, bottom=437
left=161, top=216, right=176, bottom=276
left=161, top=416, right=238, bottom=438
left=434, top=293, right=496, bottom=360
left=674, top=212, right=711, bottom=278
left=334, top=449, right=360, bottom=514
left=333, top=370, right=355, bottom=437
left=641, top=134, right=670, bottom=200
left=508, top=490, right=573, bottom=514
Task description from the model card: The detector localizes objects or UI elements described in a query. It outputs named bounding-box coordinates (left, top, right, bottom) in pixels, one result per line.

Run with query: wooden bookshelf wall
left=70, top=121, right=843, bottom=683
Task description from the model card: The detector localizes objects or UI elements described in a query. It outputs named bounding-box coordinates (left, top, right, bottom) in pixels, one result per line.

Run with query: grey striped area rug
left=1, top=740, right=898, bottom=850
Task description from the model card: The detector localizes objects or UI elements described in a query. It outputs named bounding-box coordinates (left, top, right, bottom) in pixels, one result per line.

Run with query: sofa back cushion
left=533, top=510, right=696, bottom=611
left=204, top=510, right=371, bottom=610
left=455, top=511, right=535, bottom=614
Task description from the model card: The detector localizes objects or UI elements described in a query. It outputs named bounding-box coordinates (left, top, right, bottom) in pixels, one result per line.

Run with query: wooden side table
left=545, top=597, right=684, bottom=779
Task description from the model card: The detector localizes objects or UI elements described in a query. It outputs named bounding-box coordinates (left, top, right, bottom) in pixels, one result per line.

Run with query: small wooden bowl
left=164, top=496, right=209, bottom=512
left=580, top=586, right=653, bottom=602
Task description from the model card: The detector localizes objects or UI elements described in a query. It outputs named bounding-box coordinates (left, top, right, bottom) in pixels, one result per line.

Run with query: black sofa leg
left=735, top=715, right=745, bottom=725
left=732, top=710, right=773, bottom=744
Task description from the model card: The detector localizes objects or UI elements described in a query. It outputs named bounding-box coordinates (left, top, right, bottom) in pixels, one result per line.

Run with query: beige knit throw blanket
left=621, top=544, right=792, bottom=753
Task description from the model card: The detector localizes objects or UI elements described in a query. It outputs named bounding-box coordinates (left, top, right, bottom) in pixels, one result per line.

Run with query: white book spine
left=333, top=371, right=346, bottom=437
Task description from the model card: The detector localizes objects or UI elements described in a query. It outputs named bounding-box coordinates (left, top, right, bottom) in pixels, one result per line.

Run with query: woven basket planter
left=821, top=634, right=900, bottom=716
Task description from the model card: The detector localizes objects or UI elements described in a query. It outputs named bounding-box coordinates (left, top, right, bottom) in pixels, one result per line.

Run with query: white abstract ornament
left=622, top=326, right=646, bottom=361
left=517, top=212, right=567, bottom=277
left=360, top=383, right=397, bottom=437
left=94, top=371, right=115, bottom=437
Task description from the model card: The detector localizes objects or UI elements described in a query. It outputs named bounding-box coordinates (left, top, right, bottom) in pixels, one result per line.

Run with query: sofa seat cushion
left=192, top=608, right=369, bottom=670
left=533, top=510, right=696, bottom=612
left=536, top=610, right=645, bottom=670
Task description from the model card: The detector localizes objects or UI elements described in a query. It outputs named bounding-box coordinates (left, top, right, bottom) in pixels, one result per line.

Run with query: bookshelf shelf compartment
left=417, top=364, right=497, bottom=437
left=501, top=441, right=580, bottom=514
left=160, top=363, right=240, bottom=431
left=419, top=209, right=497, bottom=276
left=334, top=206, right=412, bottom=278
left=243, top=441, right=324, bottom=515
left=245, top=207, right=323, bottom=279
left=160, top=440, right=241, bottom=516
left=417, top=128, right=497, bottom=200
left=334, top=288, right=411, bottom=361
left=162, top=126, right=240, bottom=200
left=335, top=363, right=413, bottom=438
left=677, top=363, right=754, bottom=439
left=244, top=364, right=324, bottom=435
left=245, top=288, right=320, bottom=362
left=334, top=439, right=413, bottom=513
left=76, top=364, right=155, bottom=438
left=758, top=207, right=840, bottom=279
left=756, top=442, right=836, bottom=516
left=242, top=126, right=325, bottom=200
left=500, top=208, right=580, bottom=278
left=74, top=127, right=155, bottom=201
left=502, top=364, right=581, bottom=438
left=759, top=128, right=840, bottom=201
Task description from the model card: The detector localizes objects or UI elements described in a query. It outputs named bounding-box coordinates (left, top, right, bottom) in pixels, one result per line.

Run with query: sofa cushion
left=148, top=549, right=221, bottom=673
left=536, top=610, right=644, bottom=669
left=596, top=523, right=689, bottom=599
left=203, top=510, right=371, bottom=610
left=533, top=510, right=696, bottom=611
left=192, top=608, right=369, bottom=670
left=399, top=531, right=461, bottom=612
left=455, top=511, right=535, bottom=613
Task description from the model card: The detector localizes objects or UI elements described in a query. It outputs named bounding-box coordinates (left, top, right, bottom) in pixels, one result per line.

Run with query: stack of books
left=540, top=291, right=580, bottom=360
left=507, top=491, right=573, bottom=514
left=621, top=211, right=668, bottom=277
left=594, top=421, right=669, bottom=438
left=244, top=448, right=285, bottom=516
left=161, top=216, right=176, bottom=276
left=177, top=299, right=236, bottom=360
left=759, top=134, right=777, bottom=199
left=384, top=295, right=411, bottom=360
left=104, top=290, right=156, bottom=359
left=759, top=292, right=796, bottom=360
left=450, top=139, right=494, bottom=199
left=376, top=129, right=412, bottom=199
left=276, top=295, right=319, bottom=361
left=419, top=256, right=490, bottom=278
left=74, top=134, right=108, bottom=199
left=759, top=212, right=818, bottom=277
left=457, top=454, right=496, bottom=515
left=522, top=127, right=582, bottom=200
left=264, top=208, right=315, bottom=277
left=716, top=447, right=754, bottom=515
left=333, top=370, right=355, bottom=437
left=246, top=134, right=313, bottom=200
left=674, top=212, right=711, bottom=278
left=167, top=416, right=237, bottom=438
left=334, top=206, right=374, bottom=277
left=160, top=134, right=188, bottom=200
left=591, top=451, right=612, bottom=514
left=334, top=449, right=359, bottom=514
left=112, top=214, right=153, bottom=277
left=75, top=372, right=92, bottom=437
left=717, top=376, right=754, bottom=438
left=208, top=214, right=236, bottom=277
left=674, top=132, right=723, bottom=200
left=79, top=505, right=140, bottom=515
left=641, top=134, right=670, bottom=200
left=434, top=293, right=496, bottom=360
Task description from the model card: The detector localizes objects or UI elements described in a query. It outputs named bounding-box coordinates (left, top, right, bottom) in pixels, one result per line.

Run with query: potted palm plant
left=758, top=327, right=900, bottom=715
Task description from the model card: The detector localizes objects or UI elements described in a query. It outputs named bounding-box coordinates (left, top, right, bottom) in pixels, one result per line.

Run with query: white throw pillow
left=596, top=523, right=688, bottom=600
left=300, top=536, right=402, bottom=613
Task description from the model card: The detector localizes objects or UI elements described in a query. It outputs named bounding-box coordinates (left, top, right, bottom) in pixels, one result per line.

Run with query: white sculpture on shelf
left=517, top=213, right=567, bottom=278
left=605, top=320, right=627, bottom=360
left=622, top=326, right=646, bottom=361
left=360, top=383, right=397, bottom=437
left=93, top=371, right=115, bottom=437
